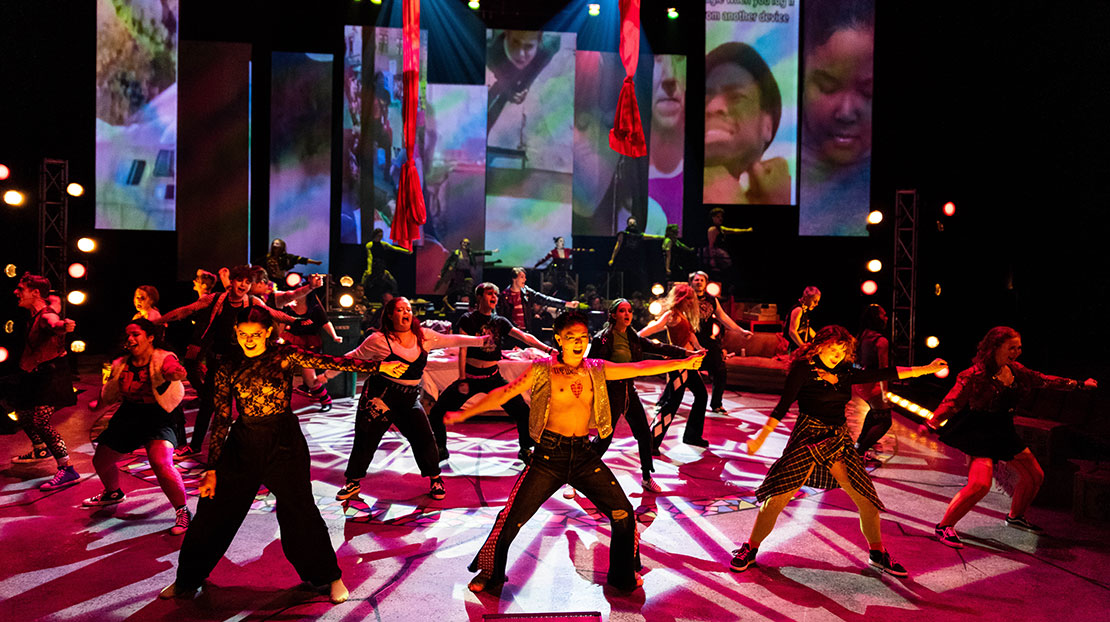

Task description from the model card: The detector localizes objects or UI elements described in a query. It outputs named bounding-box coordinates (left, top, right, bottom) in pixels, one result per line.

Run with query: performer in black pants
left=427, top=282, right=558, bottom=462
left=330, top=297, right=489, bottom=502
left=590, top=299, right=693, bottom=493
left=159, top=307, right=407, bottom=605
left=689, top=271, right=751, bottom=434
left=445, top=310, right=704, bottom=594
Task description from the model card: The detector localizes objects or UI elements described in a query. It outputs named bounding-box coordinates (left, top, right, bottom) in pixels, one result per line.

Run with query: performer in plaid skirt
left=731, top=325, right=946, bottom=577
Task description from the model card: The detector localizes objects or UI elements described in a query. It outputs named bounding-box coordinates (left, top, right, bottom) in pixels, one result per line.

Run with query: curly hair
left=972, top=326, right=1020, bottom=374
left=793, top=325, right=856, bottom=365
left=663, top=283, right=700, bottom=334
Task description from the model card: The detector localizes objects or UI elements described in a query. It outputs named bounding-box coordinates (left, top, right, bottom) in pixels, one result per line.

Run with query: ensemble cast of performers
left=5, top=260, right=1100, bottom=604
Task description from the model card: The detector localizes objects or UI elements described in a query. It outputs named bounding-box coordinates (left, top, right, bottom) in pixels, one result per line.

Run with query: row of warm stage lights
left=0, top=164, right=86, bottom=206
left=353, top=0, right=681, bottom=19
left=864, top=201, right=957, bottom=354
left=0, top=238, right=97, bottom=365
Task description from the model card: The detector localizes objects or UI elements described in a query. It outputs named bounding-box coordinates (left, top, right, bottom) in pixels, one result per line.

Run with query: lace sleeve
left=287, top=346, right=382, bottom=374
left=207, top=364, right=235, bottom=467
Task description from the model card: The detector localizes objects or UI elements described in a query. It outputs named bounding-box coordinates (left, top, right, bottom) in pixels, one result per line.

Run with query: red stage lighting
left=867, top=210, right=883, bottom=225
left=0, top=164, right=9, bottom=180
left=706, top=282, right=722, bottom=297
left=68, top=263, right=87, bottom=279
left=0, top=347, right=7, bottom=363
left=943, top=201, right=956, bottom=216
left=861, top=280, right=878, bottom=295
left=935, top=366, right=950, bottom=379
left=286, top=272, right=303, bottom=288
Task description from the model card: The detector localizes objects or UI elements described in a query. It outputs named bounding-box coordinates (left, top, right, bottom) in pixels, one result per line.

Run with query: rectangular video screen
left=95, top=0, right=179, bottom=231
left=704, top=0, right=799, bottom=206
left=798, top=0, right=874, bottom=237
left=269, top=52, right=333, bottom=275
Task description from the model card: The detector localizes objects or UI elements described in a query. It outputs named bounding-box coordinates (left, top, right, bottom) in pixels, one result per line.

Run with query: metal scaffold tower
left=38, top=159, right=69, bottom=305
left=891, top=189, right=918, bottom=366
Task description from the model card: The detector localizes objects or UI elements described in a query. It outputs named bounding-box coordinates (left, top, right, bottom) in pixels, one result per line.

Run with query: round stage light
left=0, top=347, right=6, bottom=363
left=4, top=320, right=13, bottom=333
left=468, top=0, right=479, bottom=9
left=667, top=7, right=679, bottom=19
left=588, top=3, right=600, bottom=16
left=286, top=272, right=303, bottom=288
left=66, top=183, right=84, bottom=197
left=339, top=293, right=355, bottom=308
left=651, top=283, right=664, bottom=296
left=68, top=263, right=87, bottom=279
left=860, top=280, right=878, bottom=295
left=0, top=164, right=9, bottom=180
left=935, top=283, right=942, bottom=296
left=67, top=290, right=87, bottom=305
left=648, top=300, right=662, bottom=316
left=867, top=210, right=883, bottom=225
left=867, top=259, right=882, bottom=272
left=3, top=190, right=25, bottom=206
left=943, top=201, right=956, bottom=216
left=70, top=340, right=87, bottom=353
left=935, top=366, right=950, bottom=379
left=339, top=275, right=354, bottom=287
left=925, top=335, right=940, bottom=349
left=77, top=237, right=97, bottom=252
left=5, top=264, right=16, bottom=278
left=706, top=282, right=722, bottom=297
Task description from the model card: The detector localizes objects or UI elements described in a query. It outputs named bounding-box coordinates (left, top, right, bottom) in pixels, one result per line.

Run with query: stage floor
left=1, top=365, right=1108, bottom=621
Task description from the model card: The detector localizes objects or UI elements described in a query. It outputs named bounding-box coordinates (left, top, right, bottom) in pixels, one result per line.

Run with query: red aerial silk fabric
left=392, top=0, right=426, bottom=250
left=608, top=0, right=646, bottom=157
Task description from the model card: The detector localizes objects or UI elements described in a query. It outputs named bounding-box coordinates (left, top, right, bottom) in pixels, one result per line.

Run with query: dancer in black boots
left=159, top=307, right=407, bottom=604
left=330, top=297, right=489, bottom=502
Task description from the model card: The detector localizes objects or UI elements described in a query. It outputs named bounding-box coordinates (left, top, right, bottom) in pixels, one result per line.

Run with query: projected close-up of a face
left=652, top=56, right=686, bottom=131
left=803, top=25, right=874, bottom=166
left=705, top=62, right=772, bottom=174
left=504, top=30, right=541, bottom=70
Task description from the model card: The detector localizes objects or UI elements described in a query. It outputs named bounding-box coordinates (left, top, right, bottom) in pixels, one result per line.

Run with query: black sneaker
left=12, top=447, right=51, bottom=463
left=82, top=489, right=126, bottom=507
left=1005, top=515, right=1045, bottom=534
left=336, top=479, right=361, bottom=501
left=934, top=524, right=964, bottom=548
left=40, top=466, right=80, bottom=491
left=683, top=436, right=709, bottom=448
left=868, top=550, right=908, bottom=578
left=710, top=406, right=728, bottom=416
left=730, top=543, right=757, bottom=572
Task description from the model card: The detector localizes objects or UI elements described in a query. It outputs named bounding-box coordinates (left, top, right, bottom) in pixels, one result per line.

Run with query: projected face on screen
left=798, top=0, right=875, bottom=237
left=802, top=27, right=874, bottom=167
left=705, top=62, right=773, bottom=177
left=648, top=55, right=686, bottom=235
left=504, top=31, right=541, bottom=69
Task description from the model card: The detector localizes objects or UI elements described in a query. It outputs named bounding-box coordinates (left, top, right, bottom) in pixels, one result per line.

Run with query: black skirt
left=938, top=409, right=1026, bottom=462
left=95, top=400, right=181, bottom=453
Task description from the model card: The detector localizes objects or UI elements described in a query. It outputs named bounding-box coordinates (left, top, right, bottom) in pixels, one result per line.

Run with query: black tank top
left=384, top=334, right=428, bottom=381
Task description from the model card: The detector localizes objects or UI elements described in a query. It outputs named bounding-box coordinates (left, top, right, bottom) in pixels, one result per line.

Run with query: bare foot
left=467, top=571, right=503, bottom=593
left=329, top=579, right=349, bottom=604
left=158, top=582, right=195, bottom=600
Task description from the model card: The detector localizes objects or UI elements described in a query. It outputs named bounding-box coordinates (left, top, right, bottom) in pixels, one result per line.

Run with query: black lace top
left=208, top=344, right=381, bottom=465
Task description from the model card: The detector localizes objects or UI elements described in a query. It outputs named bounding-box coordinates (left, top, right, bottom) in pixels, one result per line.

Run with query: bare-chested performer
left=446, top=310, right=703, bottom=593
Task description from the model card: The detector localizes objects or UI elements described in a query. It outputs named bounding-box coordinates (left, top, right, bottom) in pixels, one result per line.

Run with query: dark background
left=1, top=0, right=1107, bottom=394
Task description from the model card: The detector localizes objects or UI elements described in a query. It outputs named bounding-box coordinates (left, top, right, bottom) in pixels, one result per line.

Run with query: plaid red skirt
left=755, top=413, right=885, bottom=511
